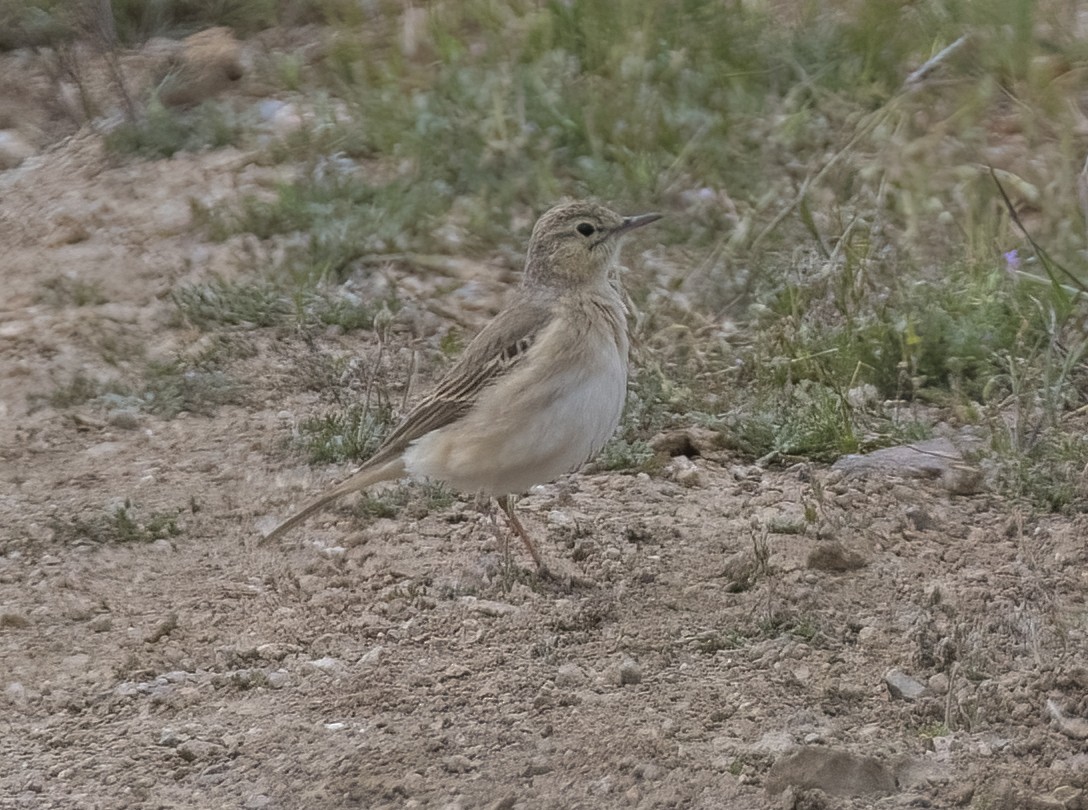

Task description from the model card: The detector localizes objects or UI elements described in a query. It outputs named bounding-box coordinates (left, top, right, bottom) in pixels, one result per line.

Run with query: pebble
left=885, top=668, right=928, bottom=701
left=0, top=130, right=35, bottom=170
left=555, top=663, right=586, bottom=687
left=176, top=739, right=225, bottom=762
left=266, top=670, right=289, bottom=690
left=306, top=657, right=347, bottom=676
left=666, top=456, right=703, bottom=487
left=442, top=755, right=477, bottom=773
left=460, top=597, right=517, bottom=617
left=606, top=658, right=642, bottom=686
left=1047, top=699, right=1088, bottom=740
left=144, top=612, right=178, bottom=643
left=357, top=645, right=383, bottom=669
left=5, top=682, right=27, bottom=704
left=928, top=672, right=950, bottom=695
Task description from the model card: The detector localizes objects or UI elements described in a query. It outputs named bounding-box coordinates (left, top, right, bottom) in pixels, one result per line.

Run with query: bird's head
left=524, top=201, right=661, bottom=288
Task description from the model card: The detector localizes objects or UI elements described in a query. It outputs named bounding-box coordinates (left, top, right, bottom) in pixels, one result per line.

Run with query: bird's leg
left=496, top=494, right=547, bottom=572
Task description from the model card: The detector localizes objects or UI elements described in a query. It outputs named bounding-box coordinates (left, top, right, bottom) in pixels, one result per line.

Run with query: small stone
left=358, top=645, right=383, bottom=669
left=158, top=728, right=181, bottom=747
left=442, top=754, right=477, bottom=773
left=306, top=657, right=347, bottom=676
left=89, top=614, right=112, bottom=632
left=0, top=130, right=35, bottom=170
left=441, top=663, right=472, bottom=681
left=523, top=758, right=552, bottom=776
left=885, top=668, right=928, bottom=701
left=5, top=682, right=27, bottom=704
left=928, top=672, right=950, bottom=695
left=857, top=626, right=880, bottom=645
left=266, top=670, right=289, bottom=689
left=1047, top=699, right=1088, bottom=740
left=633, top=761, right=663, bottom=780
left=1050, top=786, right=1083, bottom=808
left=555, top=663, right=586, bottom=687
left=606, top=658, right=642, bottom=686
left=461, top=597, right=517, bottom=617
left=176, top=739, right=225, bottom=762
left=931, top=735, right=955, bottom=761
left=144, top=612, right=178, bottom=643
left=666, top=456, right=703, bottom=487
left=904, top=506, right=936, bottom=531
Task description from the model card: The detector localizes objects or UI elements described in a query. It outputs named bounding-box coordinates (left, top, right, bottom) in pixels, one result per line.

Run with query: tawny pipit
left=262, top=201, right=661, bottom=567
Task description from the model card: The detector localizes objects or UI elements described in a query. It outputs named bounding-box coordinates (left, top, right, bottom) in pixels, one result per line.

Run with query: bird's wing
left=366, top=293, right=555, bottom=465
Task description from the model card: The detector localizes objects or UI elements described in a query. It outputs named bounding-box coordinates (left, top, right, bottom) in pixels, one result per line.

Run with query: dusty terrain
left=2, top=38, right=1087, bottom=810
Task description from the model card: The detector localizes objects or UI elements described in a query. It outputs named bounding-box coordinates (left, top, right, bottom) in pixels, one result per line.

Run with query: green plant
left=105, top=98, right=248, bottom=158
left=298, top=401, right=394, bottom=463
left=52, top=499, right=181, bottom=544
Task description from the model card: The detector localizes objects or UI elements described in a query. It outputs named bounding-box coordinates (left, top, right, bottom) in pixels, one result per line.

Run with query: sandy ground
left=1, top=43, right=1087, bottom=810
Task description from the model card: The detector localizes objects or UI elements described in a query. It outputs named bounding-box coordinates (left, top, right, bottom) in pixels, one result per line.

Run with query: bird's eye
left=576, top=222, right=596, bottom=237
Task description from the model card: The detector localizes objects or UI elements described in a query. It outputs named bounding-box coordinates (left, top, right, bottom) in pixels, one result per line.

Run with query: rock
left=460, top=596, right=518, bottom=617
left=665, top=455, right=703, bottom=487
left=523, top=757, right=552, bottom=776
left=1047, top=699, right=1088, bottom=740
left=765, top=747, right=897, bottom=797
left=442, top=754, right=477, bottom=773
left=254, top=642, right=301, bottom=661
left=832, top=438, right=982, bottom=495
left=928, top=672, right=950, bottom=695
left=266, top=670, right=289, bottom=689
left=306, top=657, right=347, bottom=677
left=904, top=506, right=936, bottom=531
left=357, top=645, right=383, bottom=670
left=176, top=739, right=225, bottom=762
left=606, top=658, right=642, bottom=686
left=807, top=542, right=866, bottom=572
left=144, top=612, right=178, bottom=643
left=0, top=130, right=35, bottom=170
left=885, top=668, right=928, bottom=701
left=5, top=682, right=27, bottom=705
left=555, top=663, right=586, bottom=687
left=441, top=663, right=472, bottom=681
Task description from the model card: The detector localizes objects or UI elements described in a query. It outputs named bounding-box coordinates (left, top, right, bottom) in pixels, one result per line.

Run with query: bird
left=261, top=200, right=661, bottom=570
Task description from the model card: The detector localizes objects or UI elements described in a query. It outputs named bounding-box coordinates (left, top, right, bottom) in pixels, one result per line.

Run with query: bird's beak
left=614, top=212, right=663, bottom=236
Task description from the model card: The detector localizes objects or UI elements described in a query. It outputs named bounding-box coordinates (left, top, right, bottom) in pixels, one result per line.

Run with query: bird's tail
left=261, top=457, right=407, bottom=545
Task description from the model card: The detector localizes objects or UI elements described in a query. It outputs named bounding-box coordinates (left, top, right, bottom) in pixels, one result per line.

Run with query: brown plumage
left=262, top=201, right=661, bottom=567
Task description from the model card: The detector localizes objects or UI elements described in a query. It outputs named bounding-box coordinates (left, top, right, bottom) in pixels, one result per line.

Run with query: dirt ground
left=2, top=43, right=1087, bottom=810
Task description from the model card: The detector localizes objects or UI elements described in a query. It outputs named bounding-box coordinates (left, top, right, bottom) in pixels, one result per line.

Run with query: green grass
left=172, top=276, right=397, bottom=330
left=351, top=482, right=454, bottom=524
left=43, top=348, right=245, bottom=419
left=52, top=499, right=182, bottom=545
left=105, top=98, right=249, bottom=158
left=297, top=401, right=394, bottom=463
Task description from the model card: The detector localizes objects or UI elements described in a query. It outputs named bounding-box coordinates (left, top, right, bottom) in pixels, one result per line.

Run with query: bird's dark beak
left=614, top=212, right=663, bottom=236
